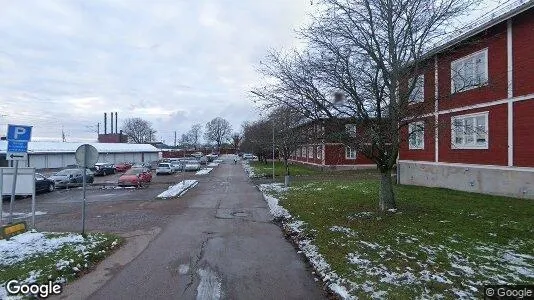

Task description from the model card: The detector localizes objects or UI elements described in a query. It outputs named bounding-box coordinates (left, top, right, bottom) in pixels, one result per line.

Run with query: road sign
left=7, top=125, right=32, bottom=141
left=75, top=144, right=99, bottom=167
left=6, top=152, right=27, bottom=161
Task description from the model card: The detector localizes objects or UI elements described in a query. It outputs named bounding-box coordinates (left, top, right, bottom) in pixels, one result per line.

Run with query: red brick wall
left=513, top=100, right=534, bottom=167
left=513, top=9, right=534, bottom=97
left=324, top=144, right=374, bottom=165
left=399, top=117, right=435, bottom=161
left=438, top=104, right=508, bottom=165
left=438, top=22, right=508, bottom=110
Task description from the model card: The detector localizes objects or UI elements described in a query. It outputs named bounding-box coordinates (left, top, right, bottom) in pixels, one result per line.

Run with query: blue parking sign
left=7, top=124, right=32, bottom=141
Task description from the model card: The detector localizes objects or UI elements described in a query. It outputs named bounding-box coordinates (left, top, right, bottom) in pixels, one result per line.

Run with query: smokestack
left=104, top=113, right=107, bottom=134
left=115, top=112, right=118, bottom=134
left=111, top=112, right=114, bottom=134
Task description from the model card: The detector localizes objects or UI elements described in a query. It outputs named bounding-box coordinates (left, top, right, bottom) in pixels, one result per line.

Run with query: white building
left=0, top=141, right=160, bottom=169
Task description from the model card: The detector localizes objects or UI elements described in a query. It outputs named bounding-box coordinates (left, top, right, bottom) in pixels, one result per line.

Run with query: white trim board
left=398, top=160, right=534, bottom=173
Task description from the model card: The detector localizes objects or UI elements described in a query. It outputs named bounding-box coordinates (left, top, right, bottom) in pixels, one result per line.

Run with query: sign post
left=75, top=144, right=98, bottom=235
left=6, top=124, right=32, bottom=224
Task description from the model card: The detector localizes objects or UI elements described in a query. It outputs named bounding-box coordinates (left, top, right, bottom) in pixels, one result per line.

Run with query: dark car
left=49, top=169, right=94, bottom=188
left=92, top=163, right=116, bottom=176
left=35, top=173, right=55, bottom=193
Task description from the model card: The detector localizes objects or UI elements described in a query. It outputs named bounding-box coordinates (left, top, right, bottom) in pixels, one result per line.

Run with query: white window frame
left=409, top=74, right=424, bottom=104
left=451, top=112, right=489, bottom=149
left=408, top=121, right=425, bottom=150
left=451, top=48, right=489, bottom=94
left=308, top=146, right=313, bottom=159
left=345, top=123, right=357, bottom=138
left=301, top=146, right=306, bottom=157
left=316, top=145, right=322, bottom=159
left=345, top=146, right=357, bottom=159
left=297, top=148, right=301, bottom=157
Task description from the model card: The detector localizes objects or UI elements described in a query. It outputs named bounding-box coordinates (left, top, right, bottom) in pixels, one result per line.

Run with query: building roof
left=0, top=141, right=160, bottom=154
left=425, top=0, right=534, bottom=58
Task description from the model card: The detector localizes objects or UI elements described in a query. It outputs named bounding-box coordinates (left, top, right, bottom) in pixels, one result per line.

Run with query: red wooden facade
left=399, top=4, right=534, bottom=170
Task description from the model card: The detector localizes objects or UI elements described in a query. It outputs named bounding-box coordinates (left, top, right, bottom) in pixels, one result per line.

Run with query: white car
left=156, top=163, right=174, bottom=175
left=183, top=160, right=201, bottom=171
left=242, top=153, right=254, bottom=160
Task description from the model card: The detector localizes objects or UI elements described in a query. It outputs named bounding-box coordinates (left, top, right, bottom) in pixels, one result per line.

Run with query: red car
left=115, top=162, right=132, bottom=172
left=118, top=168, right=152, bottom=187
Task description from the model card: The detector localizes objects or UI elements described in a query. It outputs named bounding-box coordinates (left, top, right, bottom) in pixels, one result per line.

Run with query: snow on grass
left=195, top=168, right=213, bottom=175
left=157, top=180, right=198, bottom=198
left=0, top=231, right=83, bottom=266
left=207, top=163, right=219, bottom=167
left=259, top=183, right=354, bottom=299
left=0, top=231, right=121, bottom=299
left=242, top=161, right=257, bottom=178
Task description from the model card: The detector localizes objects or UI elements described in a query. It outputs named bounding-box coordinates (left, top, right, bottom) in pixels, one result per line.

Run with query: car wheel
left=48, top=184, right=55, bottom=192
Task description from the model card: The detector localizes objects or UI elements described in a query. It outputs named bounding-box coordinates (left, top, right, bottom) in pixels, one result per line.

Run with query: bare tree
left=252, top=0, right=473, bottom=210
left=204, top=117, right=232, bottom=150
left=269, top=107, right=310, bottom=177
left=241, top=120, right=272, bottom=164
left=231, top=132, right=242, bottom=153
left=186, top=124, right=202, bottom=150
left=121, top=117, right=156, bottom=144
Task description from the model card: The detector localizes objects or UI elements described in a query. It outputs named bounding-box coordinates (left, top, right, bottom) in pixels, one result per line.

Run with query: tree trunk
left=284, top=158, right=290, bottom=176
left=379, top=170, right=396, bottom=211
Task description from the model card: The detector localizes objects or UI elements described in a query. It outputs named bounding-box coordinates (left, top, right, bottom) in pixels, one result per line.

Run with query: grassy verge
left=249, top=161, right=321, bottom=177
left=1, top=231, right=123, bottom=298
left=264, top=180, right=534, bottom=298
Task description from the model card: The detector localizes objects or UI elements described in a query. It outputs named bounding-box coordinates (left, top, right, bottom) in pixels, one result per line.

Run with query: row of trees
left=121, top=117, right=240, bottom=150
left=250, top=0, right=474, bottom=210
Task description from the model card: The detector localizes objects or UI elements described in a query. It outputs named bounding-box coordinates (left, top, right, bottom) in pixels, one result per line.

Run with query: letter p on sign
left=7, top=124, right=32, bottom=141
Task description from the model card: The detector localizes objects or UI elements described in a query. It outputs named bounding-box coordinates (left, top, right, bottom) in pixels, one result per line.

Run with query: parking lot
left=3, top=164, right=221, bottom=234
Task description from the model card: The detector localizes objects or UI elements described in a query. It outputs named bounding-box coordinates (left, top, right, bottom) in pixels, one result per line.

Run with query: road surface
left=87, top=157, right=326, bottom=299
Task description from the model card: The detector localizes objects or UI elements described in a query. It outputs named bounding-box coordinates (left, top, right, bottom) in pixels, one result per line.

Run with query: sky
left=0, top=0, right=505, bottom=144
left=0, top=0, right=315, bottom=144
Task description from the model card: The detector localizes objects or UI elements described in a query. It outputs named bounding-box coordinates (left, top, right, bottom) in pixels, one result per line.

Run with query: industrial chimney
left=115, top=112, right=118, bottom=134
left=104, top=113, right=107, bottom=134
left=110, top=112, right=114, bottom=134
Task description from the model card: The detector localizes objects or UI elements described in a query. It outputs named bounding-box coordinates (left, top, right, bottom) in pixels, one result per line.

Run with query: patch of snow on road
left=0, top=211, right=47, bottom=220
left=0, top=231, right=84, bottom=266
left=196, top=268, right=222, bottom=300
left=179, top=264, right=190, bottom=275
left=258, top=184, right=290, bottom=218
left=196, top=168, right=213, bottom=175
left=207, top=163, right=219, bottom=167
left=242, top=161, right=256, bottom=178
left=157, top=180, right=198, bottom=198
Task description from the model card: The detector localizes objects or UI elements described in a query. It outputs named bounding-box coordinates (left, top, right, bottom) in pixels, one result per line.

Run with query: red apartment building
left=398, top=0, right=534, bottom=198
left=289, top=119, right=375, bottom=170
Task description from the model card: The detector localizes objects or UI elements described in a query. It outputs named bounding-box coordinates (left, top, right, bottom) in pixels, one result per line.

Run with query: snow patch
left=178, top=264, right=190, bottom=275
left=196, top=268, right=222, bottom=300
left=207, top=163, right=219, bottom=167
left=195, top=168, right=213, bottom=175
left=156, top=180, right=198, bottom=198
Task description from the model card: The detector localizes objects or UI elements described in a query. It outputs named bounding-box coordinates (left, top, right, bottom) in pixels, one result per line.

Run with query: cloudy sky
left=0, top=0, right=316, bottom=143
left=0, top=0, right=502, bottom=144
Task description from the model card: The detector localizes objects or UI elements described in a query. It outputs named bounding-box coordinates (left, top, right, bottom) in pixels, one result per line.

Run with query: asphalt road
left=87, top=157, right=326, bottom=300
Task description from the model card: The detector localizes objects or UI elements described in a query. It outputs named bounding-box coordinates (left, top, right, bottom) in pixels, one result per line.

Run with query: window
left=409, top=75, right=424, bottom=103
left=451, top=49, right=488, bottom=93
left=345, top=147, right=356, bottom=159
left=297, top=148, right=301, bottom=157
left=308, top=146, right=313, bottom=158
left=345, top=124, right=357, bottom=138
left=301, top=146, right=306, bottom=157
left=408, top=121, right=425, bottom=150
left=316, top=145, right=322, bottom=159
left=451, top=112, right=488, bottom=149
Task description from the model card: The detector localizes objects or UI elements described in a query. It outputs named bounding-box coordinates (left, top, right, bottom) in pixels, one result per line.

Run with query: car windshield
left=55, top=169, right=77, bottom=176
left=158, top=164, right=170, bottom=168
left=124, top=168, right=144, bottom=175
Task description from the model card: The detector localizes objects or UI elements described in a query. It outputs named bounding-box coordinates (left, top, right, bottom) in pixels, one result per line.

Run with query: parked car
left=156, top=163, right=174, bottom=175
left=118, top=167, right=152, bottom=187
left=115, top=162, right=132, bottom=172
left=242, top=153, right=254, bottom=160
left=49, top=169, right=94, bottom=188
left=196, top=156, right=208, bottom=165
left=92, top=163, right=116, bottom=176
left=169, top=161, right=183, bottom=172
left=183, top=160, right=201, bottom=172
left=191, top=152, right=203, bottom=158
left=35, top=173, right=55, bottom=193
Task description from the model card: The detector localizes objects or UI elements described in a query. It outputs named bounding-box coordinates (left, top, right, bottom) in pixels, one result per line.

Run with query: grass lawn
left=263, top=181, right=534, bottom=298
left=1, top=231, right=122, bottom=298
left=249, top=161, right=321, bottom=177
